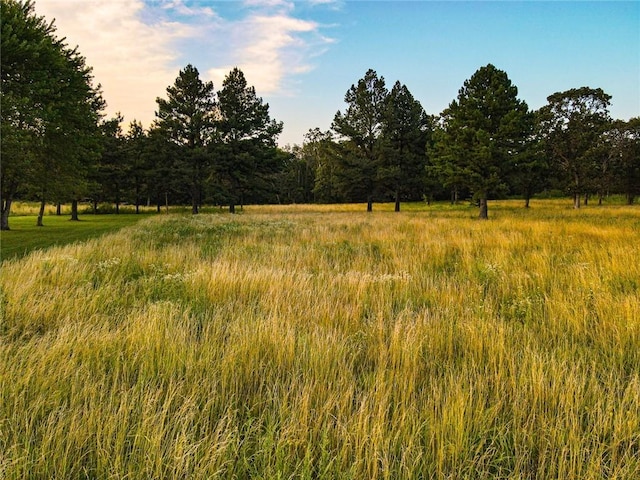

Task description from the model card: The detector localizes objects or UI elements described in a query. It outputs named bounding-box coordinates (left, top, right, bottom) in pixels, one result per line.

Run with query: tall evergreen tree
left=92, top=115, right=128, bottom=213
left=379, top=81, right=430, bottom=211
left=1, top=0, right=104, bottom=229
left=144, top=125, right=178, bottom=213
left=124, top=120, right=148, bottom=213
left=155, top=64, right=216, bottom=214
left=215, top=68, right=283, bottom=213
left=538, top=87, right=611, bottom=208
left=430, top=64, right=532, bottom=218
left=332, top=69, right=388, bottom=212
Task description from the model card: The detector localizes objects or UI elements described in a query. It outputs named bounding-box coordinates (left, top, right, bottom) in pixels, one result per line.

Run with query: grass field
left=1, top=200, right=639, bottom=478
left=0, top=208, right=154, bottom=261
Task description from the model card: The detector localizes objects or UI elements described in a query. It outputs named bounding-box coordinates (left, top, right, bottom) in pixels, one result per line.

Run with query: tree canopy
left=538, top=87, right=612, bottom=208
left=155, top=64, right=216, bottom=214
left=215, top=68, right=283, bottom=213
left=1, top=0, right=104, bottom=229
left=333, top=69, right=388, bottom=211
left=429, top=64, right=533, bottom=218
left=2, top=3, right=636, bottom=220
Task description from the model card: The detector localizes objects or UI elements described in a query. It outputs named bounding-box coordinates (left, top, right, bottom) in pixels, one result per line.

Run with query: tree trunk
left=478, top=195, right=488, bottom=219
left=1, top=197, right=12, bottom=230
left=70, top=200, right=79, bottom=221
left=627, top=194, right=635, bottom=205
left=56, top=202, right=62, bottom=216
left=165, top=192, right=169, bottom=214
left=394, top=190, right=400, bottom=212
left=37, top=196, right=46, bottom=227
left=367, top=195, right=373, bottom=212
left=115, top=201, right=120, bottom=214
left=584, top=193, right=589, bottom=206
left=92, top=200, right=98, bottom=214
left=192, top=197, right=198, bottom=214
left=229, top=202, right=236, bottom=214
left=524, top=195, right=530, bottom=209
left=573, top=193, right=581, bottom=209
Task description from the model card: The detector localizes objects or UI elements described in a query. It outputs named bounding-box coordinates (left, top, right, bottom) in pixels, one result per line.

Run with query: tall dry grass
left=1, top=201, right=639, bottom=478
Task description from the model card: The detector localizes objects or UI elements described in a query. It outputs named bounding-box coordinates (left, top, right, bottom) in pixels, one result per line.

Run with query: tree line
left=292, top=67, right=639, bottom=219
left=2, top=0, right=639, bottom=230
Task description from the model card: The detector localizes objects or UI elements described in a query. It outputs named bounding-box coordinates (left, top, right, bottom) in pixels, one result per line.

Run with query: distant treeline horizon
left=2, top=0, right=639, bottom=230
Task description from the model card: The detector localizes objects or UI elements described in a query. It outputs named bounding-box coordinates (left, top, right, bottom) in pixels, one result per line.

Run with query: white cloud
left=161, top=0, right=216, bottom=18
left=34, top=0, right=193, bottom=128
left=206, top=9, right=334, bottom=96
left=32, top=0, right=335, bottom=128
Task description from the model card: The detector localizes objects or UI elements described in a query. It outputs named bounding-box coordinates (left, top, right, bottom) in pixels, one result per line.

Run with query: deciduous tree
left=609, top=117, right=640, bottom=205
left=538, top=87, right=611, bottom=208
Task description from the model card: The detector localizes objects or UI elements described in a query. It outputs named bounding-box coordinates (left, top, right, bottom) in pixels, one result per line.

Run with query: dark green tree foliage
left=305, top=128, right=343, bottom=204
left=1, top=0, right=103, bottom=229
left=274, top=145, right=311, bottom=204
left=538, top=87, right=611, bottom=208
left=608, top=118, right=640, bottom=205
left=430, top=64, right=532, bottom=218
left=215, top=68, right=283, bottom=213
left=333, top=69, right=388, bottom=212
left=124, top=120, right=149, bottom=213
left=379, top=81, right=430, bottom=211
left=510, top=110, right=549, bottom=208
left=426, top=120, right=468, bottom=204
left=144, top=126, right=179, bottom=213
left=93, top=115, right=127, bottom=213
left=155, top=64, right=215, bottom=214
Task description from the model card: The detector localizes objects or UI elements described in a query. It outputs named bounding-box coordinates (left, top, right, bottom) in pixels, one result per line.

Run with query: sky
left=34, top=0, right=640, bottom=146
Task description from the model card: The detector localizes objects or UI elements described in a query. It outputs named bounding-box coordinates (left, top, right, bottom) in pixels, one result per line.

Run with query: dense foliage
left=2, top=0, right=638, bottom=223
left=1, top=0, right=104, bottom=229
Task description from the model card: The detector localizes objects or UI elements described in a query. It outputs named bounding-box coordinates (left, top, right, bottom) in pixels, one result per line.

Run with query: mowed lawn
left=0, top=213, right=152, bottom=261
left=1, top=200, right=639, bottom=479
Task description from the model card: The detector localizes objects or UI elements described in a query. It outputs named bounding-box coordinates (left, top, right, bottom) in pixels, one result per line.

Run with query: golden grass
left=1, top=201, right=639, bottom=478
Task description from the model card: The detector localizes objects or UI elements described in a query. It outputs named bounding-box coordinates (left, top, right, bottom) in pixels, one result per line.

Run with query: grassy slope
left=0, top=213, right=152, bottom=261
left=1, top=201, right=639, bottom=479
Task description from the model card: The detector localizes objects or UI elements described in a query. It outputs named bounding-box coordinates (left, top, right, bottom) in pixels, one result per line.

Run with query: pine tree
left=215, top=68, right=283, bottom=213
left=379, top=81, right=430, bottom=211
left=332, top=69, right=388, bottom=212
left=1, top=0, right=104, bottom=228
left=155, top=64, right=216, bottom=214
left=430, top=64, right=532, bottom=218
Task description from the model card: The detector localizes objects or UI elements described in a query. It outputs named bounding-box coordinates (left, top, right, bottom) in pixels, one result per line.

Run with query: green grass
left=0, top=213, right=152, bottom=261
left=1, top=200, right=639, bottom=479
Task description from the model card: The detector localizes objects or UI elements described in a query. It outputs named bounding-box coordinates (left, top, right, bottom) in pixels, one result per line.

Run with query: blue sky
left=36, top=0, right=639, bottom=146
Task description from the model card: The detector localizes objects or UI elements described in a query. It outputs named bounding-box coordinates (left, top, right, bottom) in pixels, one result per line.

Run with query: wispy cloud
left=206, top=10, right=333, bottom=95
left=35, top=0, right=193, bottom=127
left=161, top=0, right=216, bottom=17
left=33, top=0, right=335, bottom=128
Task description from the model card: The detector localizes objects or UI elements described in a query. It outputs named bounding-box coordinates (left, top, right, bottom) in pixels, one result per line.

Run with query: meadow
left=1, top=200, right=639, bottom=479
